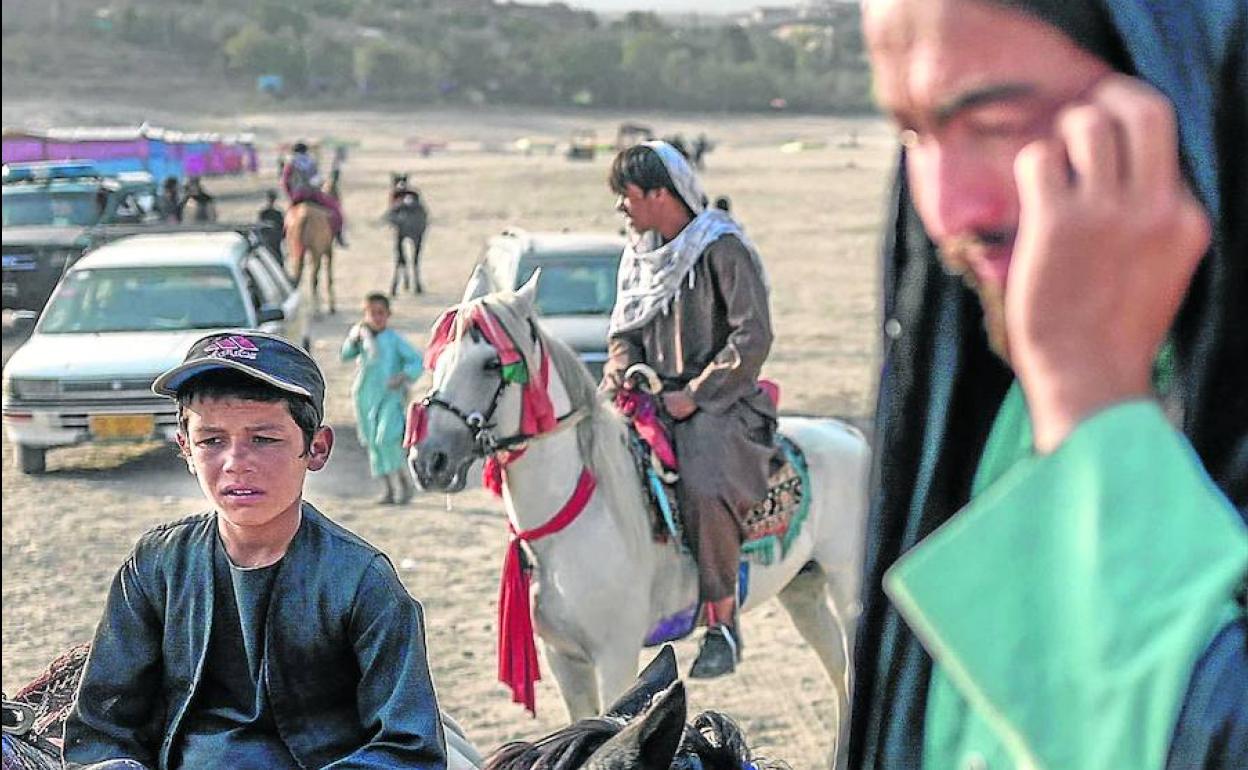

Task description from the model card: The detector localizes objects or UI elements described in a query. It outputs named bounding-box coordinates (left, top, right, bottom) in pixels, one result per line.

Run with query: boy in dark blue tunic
left=64, top=332, right=447, bottom=769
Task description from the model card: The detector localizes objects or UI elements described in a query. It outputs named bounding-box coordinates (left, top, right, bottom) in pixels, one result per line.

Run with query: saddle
left=619, top=381, right=810, bottom=568
left=2, top=644, right=89, bottom=770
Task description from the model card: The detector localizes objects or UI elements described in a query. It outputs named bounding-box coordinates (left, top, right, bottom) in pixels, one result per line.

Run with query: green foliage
left=541, top=31, right=622, bottom=105
left=224, top=22, right=307, bottom=87
left=257, top=2, right=308, bottom=37
left=715, top=26, right=756, bottom=65
left=306, top=35, right=353, bottom=91
left=353, top=39, right=442, bottom=99
left=442, top=29, right=503, bottom=93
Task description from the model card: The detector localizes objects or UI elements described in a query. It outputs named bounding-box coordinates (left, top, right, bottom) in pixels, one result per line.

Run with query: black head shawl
left=849, top=1, right=1248, bottom=768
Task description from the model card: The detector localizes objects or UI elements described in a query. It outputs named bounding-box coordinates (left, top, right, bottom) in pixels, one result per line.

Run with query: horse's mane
left=485, top=717, right=623, bottom=770
left=482, top=710, right=789, bottom=770
left=681, top=711, right=791, bottom=770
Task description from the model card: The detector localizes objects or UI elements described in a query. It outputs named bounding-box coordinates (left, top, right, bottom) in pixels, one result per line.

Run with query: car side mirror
left=11, top=310, right=38, bottom=332
left=257, top=305, right=285, bottom=324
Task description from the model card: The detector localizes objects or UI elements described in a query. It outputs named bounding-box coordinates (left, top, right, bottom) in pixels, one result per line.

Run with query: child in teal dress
left=341, top=293, right=423, bottom=504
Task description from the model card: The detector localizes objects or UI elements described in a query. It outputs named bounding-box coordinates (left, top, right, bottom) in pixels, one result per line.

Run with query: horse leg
left=592, top=639, right=642, bottom=714
left=325, top=248, right=336, bottom=314
left=543, top=645, right=602, bottom=721
left=391, top=234, right=404, bottom=296
left=777, top=561, right=853, bottom=770
left=289, top=246, right=304, bottom=289
left=310, top=253, right=322, bottom=317
left=413, top=232, right=425, bottom=294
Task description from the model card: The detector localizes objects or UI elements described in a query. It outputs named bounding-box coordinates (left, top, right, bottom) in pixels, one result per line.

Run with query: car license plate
left=89, top=414, right=155, bottom=440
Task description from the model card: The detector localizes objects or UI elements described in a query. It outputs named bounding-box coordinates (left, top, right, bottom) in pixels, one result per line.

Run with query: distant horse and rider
left=407, top=278, right=870, bottom=767
left=282, top=140, right=345, bottom=315
left=386, top=173, right=429, bottom=296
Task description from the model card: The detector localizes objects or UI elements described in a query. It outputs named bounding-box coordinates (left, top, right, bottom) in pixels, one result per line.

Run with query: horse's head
left=482, top=644, right=781, bottom=770
left=584, top=681, right=686, bottom=770
left=407, top=276, right=544, bottom=493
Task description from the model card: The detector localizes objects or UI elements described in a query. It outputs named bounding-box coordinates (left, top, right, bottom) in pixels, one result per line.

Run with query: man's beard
left=938, top=234, right=1011, bottom=364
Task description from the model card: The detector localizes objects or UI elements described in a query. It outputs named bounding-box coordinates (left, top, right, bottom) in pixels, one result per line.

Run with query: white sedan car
left=2, top=229, right=307, bottom=473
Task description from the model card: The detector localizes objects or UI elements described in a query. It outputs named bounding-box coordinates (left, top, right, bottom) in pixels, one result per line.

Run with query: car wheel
left=15, top=444, right=46, bottom=475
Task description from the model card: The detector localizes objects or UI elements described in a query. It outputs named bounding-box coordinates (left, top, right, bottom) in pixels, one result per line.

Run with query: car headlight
left=7, top=378, right=60, bottom=399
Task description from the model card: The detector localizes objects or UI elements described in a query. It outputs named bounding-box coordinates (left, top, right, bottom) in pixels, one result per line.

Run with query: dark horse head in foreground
left=484, top=645, right=786, bottom=770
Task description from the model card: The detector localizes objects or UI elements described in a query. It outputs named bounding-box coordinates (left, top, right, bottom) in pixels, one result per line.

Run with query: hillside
left=2, top=0, right=873, bottom=127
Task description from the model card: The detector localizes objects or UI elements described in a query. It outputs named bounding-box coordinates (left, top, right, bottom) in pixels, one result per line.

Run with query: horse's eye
left=483, top=359, right=502, bottom=372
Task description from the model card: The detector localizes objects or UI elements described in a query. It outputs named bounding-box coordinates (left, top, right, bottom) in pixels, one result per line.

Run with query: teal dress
left=341, top=327, right=423, bottom=477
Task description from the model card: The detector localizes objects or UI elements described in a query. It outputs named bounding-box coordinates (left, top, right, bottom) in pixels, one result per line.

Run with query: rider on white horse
left=603, top=140, right=776, bottom=679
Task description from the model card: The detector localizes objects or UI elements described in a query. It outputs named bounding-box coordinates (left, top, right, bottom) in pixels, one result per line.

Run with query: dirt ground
left=1, top=106, right=894, bottom=767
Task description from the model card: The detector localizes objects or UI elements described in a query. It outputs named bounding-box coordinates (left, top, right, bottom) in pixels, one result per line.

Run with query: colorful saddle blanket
left=626, top=427, right=811, bottom=567
left=2, top=644, right=89, bottom=770
left=631, top=430, right=811, bottom=647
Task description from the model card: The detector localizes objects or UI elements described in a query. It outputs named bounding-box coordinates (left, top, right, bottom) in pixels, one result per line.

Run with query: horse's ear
left=585, top=682, right=686, bottom=770
left=515, top=267, right=542, bottom=305
left=461, top=264, right=491, bottom=304
left=604, top=644, right=678, bottom=720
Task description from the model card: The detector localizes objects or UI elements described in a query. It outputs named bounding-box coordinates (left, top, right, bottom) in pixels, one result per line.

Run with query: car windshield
left=517, top=254, right=619, bottom=316
left=39, top=265, right=249, bottom=334
left=2, top=189, right=103, bottom=227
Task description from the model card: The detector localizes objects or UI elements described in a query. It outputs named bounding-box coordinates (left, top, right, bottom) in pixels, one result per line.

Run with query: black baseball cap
left=153, top=330, right=326, bottom=421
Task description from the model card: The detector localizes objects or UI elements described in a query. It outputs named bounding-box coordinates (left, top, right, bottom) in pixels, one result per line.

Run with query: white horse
left=444, top=711, right=485, bottom=769
left=409, top=279, right=869, bottom=767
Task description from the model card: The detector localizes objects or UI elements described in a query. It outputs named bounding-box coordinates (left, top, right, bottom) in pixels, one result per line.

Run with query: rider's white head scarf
left=609, top=141, right=769, bottom=335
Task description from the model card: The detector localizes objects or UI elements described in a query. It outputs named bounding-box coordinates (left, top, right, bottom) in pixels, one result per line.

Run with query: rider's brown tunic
left=603, top=233, right=776, bottom=603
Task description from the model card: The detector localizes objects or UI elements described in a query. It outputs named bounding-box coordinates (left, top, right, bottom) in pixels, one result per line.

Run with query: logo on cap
left=204, top=335, right=260, bottom=361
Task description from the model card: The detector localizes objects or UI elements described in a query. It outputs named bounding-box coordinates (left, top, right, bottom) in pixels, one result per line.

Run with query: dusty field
left=1, top=107, right=893, bottom=767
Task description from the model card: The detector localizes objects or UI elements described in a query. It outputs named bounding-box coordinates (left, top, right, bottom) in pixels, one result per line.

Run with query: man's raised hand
left=1007, top=75, right=1211, bottom=452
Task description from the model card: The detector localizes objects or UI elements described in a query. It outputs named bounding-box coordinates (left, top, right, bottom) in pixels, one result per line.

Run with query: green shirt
left=886, top=384, right=1248, bottom=770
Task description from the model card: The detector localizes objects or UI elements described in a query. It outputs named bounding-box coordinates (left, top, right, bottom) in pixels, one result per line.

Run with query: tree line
left=21, top=0, right=874, bottom=114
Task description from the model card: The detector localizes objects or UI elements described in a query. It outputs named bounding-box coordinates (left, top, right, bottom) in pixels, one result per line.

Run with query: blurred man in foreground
left=851, top=1, right=1247, bottom=768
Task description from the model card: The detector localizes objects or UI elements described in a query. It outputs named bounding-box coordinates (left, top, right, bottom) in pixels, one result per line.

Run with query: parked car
left=465, top=228, right=624, bottom=382
left=566, top=129, right=598, bottom=161
left=2, top=161, right=159, bottom=312
left=2, top=227, right=308, bottom=474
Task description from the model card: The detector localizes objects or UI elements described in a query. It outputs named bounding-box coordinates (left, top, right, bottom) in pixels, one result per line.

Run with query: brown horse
left=285, top=198, right=336, bottom=315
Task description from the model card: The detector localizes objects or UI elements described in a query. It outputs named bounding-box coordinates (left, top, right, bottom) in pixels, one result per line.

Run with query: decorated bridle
left=406, top=304, right=584, bottom=461
left=419, top=359, right=531, bottom=458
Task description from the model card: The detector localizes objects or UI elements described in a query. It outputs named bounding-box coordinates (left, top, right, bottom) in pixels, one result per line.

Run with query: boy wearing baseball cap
left=63, top=331, right=446, bottom=769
